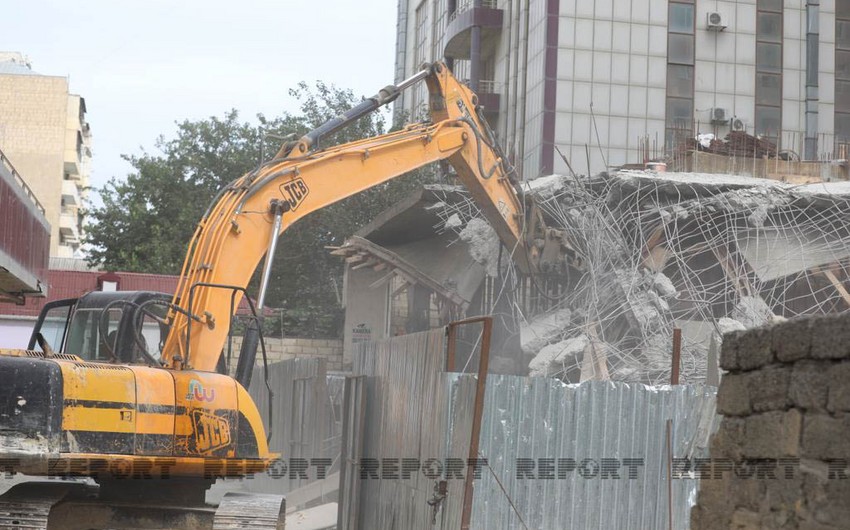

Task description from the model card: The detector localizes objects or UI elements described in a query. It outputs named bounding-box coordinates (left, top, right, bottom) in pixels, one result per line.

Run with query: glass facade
left=755, top=0, right=783, bottom=140
left=665, top=0, right=695, bottom=152
left=837, top=2, right=850, bottom=144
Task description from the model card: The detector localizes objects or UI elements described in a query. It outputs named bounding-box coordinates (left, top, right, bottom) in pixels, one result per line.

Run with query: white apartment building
left=395, top=0, right=848, bottom=177
left=0, top=52, right=91, bottom=258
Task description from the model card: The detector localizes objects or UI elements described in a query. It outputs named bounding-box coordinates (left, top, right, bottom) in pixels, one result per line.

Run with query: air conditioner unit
left=707, top=12, right=727, bottom=31
left=711, top=108, right=728, bottom=124
left=732, top=117, right=746, bottom=131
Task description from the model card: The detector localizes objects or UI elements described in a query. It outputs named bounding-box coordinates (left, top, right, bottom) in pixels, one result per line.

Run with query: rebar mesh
left=428, top=172, right=850, bottom=384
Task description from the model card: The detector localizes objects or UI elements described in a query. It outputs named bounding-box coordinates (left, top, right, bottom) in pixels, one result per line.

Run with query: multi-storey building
left=0, top=52, right=90, bottom=257
left=395, top=0, right=848, bottom=177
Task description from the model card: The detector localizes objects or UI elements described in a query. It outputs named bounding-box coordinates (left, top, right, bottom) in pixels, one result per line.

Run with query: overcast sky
left=2, top=0, right=397, bottom=192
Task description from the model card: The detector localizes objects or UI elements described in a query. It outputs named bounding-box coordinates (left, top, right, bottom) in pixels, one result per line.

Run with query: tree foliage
left=86, top=83, right=435, bottom=337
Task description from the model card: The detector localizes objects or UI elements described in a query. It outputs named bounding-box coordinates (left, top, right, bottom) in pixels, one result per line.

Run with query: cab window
left=65, top=308, right=123, bottom=361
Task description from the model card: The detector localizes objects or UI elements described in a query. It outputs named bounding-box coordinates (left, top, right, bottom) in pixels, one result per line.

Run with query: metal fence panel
left=341, top=332, right=718, bottom=530
left=245, top=358, right=340, bottom=494
left=470, top=377, right=718, bottom=530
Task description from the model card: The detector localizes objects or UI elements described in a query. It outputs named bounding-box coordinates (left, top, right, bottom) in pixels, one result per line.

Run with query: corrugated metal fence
left=471, top=377, right=717, bottom=529
left=236, top=359, right=343, bottom=495
left=339, top=328, right=719, bottom=529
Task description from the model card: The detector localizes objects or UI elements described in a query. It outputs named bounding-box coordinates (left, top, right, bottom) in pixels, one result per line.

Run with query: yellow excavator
left=0, top=63, right=567, bottom=529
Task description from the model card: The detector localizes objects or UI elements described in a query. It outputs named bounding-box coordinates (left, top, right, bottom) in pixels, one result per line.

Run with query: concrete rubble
left=437, top=171, right=850, bottom=384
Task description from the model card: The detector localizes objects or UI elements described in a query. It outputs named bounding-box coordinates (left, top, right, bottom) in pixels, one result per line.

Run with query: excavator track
left=212, top=492, right=285, bottom=529
left=0, top=482, right=285, bottom=529
left=0, top=482, right=93, bottom=530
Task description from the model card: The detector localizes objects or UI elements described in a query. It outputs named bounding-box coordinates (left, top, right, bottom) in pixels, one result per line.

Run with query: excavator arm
left=162, top=62, right=558, bottom=374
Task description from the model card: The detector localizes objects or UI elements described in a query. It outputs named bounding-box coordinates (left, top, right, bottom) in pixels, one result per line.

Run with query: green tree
left=86, top=83, right=435, bottom=337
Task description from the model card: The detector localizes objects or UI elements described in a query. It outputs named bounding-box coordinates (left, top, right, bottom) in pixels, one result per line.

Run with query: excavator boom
left=163, top=62, right=548, bottom=374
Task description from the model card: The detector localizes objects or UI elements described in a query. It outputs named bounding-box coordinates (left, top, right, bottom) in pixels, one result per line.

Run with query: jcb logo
left=280, top=178, right=309, bottom=211
left=191, top=410, right=231, bottom=454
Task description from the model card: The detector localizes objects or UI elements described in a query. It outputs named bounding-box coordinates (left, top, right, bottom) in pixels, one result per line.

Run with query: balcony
left=59, top=211, right=80, bottom=243
left=62, top=179, right=81, bottom=207
left=460, top=79, right=502, bottom=114
left=444, top=0, right=504, bottom=60
left=0, top=148, right=49, bottom=302
left=64, top=151, right=80, bottom=178
left=477, top=79, right=502, bottom=113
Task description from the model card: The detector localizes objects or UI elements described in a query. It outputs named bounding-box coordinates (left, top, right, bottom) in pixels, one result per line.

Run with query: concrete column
left=470, top=0, right=482, bottom=92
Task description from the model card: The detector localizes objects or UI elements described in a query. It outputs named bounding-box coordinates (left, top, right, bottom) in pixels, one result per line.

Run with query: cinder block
left=802, top=414, right=850, bottom=460
left=802, top=472, right=850, bottom=528
left=749, top=366, right=791, bottom=413
left=798, top=521, right=842, bottom=530
left=810, top=314, right=850, bottom=360
left=720, top=329, right=745, bottom=371
left=729, top=509, right=760, bottom=529
left=773, top=317, right=813, bottom=362
left=763, top=474, right=803, bottom=512
left=717, top=373, right=752, bottom=416
left=731, top=476, right=766, bottom=512
left=827, top=362, right=850, bottom=412
left=743, top=409, right=802, bottom=458
left=690, top=478, right=733, bottom=530
left=758, top=508, right=797, bottom=529
left=789, top=361, right=831, bottom=412
left=710, top=417, right=747, bottom=460
left=737, top=327, right=775, bottom=372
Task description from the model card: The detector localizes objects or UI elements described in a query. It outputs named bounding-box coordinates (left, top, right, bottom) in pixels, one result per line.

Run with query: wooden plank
left=368, top=270, right=396, bottom=290
left=391, top=279, right=410, bottom=298
left=351, top=259, right=379, bottom=271
left=711, top=244, right=750, bottom=297
left=340, top=236, right=468, bottom=308
left=822, top=269, right=850, bottom=308
left=579, top=323, right=609, bottom=382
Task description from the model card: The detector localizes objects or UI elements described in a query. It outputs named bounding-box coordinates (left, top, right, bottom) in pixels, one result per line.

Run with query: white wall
left=0, top=317, right=36, bottom=349
left=554, top=0, right=669, bottom=175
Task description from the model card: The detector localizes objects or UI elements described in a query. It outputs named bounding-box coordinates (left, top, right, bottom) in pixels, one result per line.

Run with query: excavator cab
left=29, top=291, right=171, bottom=364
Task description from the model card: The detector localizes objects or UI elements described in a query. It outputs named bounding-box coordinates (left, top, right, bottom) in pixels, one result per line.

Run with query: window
left=837, top=81, right=850, bottom=108
left=756, top=43, right=782, bottom=74
left=413, top=1, right=429, bottom=68
left=668, top=34, right=695, bottom=65
left=667, top=98, right=694, bottom=127
left=837, top=51, right=850, bottom=81
left=668, top=3, right=695, bottom=34
left=755, top=0, right=782, bottom=139
left=760, top=0, right=783, bottom=12
left=756, top=74, right=782, bottom=105
left=838, top=20, right=850, bottom=50
left=65, top=308, right=123, bottom=361
left=839, top=0, right=850, bottom=153
left=757, top=12, right=783, bottom=43
left=755, top=105, right=781, bottom=136
left=33, top=303, right=73, bottom=353
left=665, top=0, right=695, bottom=153
left=836, top=112, right=850, bottom=141
left=667, top=65, right=694, bottom=98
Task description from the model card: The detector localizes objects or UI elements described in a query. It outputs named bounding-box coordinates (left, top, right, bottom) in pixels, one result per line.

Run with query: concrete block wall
left=227, top=336, right=344, bottom=372
left=690, top=314, right=850, bottom=530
